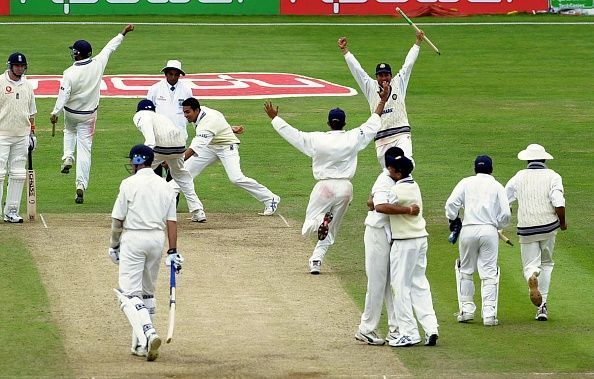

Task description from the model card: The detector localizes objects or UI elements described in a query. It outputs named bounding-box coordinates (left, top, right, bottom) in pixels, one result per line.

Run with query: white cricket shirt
left=343, top=45, right=419, bottom=147
left=52, top=33, right=125, bottom=115
left=445, top=173, right=511, bottom=230
left=189, top=106, right=240, bottom=151
left=0, top=71, right=37, bottom=137
left=111, top=168, right=177, bottom=231
left=270, top=113, right=382, bottom=180
left=147, top=79, right=193, bottom=129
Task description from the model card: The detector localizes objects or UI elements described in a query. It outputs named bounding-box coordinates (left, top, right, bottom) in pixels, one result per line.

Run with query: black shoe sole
left=75, top=189, right=84, bottom=204
left=317, top=212, right=333, bottom=240
left=425, top=334, right=438, bottom=346
left=61, top=165, right=71, bottom=174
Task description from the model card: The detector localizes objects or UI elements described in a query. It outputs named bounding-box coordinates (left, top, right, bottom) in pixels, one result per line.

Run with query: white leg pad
left=481, top=267, right=500, bottom=319
left=114, top=289, right=155, bottom=348
left=455, top=259, right=475, bottom=313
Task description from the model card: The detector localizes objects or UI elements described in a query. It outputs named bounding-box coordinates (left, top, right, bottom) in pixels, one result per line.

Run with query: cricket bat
left=498, top=230, right=513, bottom=246
left=166, top=263, right=176, bottom=343
left=26, top=148, right=36, bottom=222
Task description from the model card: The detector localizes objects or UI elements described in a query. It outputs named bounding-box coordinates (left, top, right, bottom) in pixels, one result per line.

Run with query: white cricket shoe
left=130, top=345, right=147, bottom=357
left=61, top=157, right=73, bottom=174
left=385, top=329, right=399, bottom=343
left=528, top=272, right=542, bottom=306
left=191, top=209, right=207, bottom=222
left=457, top=311, right=474, bottom=323
left=259, top=195, right=280, bottom=216
left=388, top=334, right=421, bottom=347
left=146, top=333, right=161, bottom=362
left=3, top=208, right=23, bottom=224
left=483, top=316, right=499, bottom=326
left=309, top=260, right=321, bottom=275
left=535, top=303, right=548, bottom=321
left=424, top=333, right=439, bottom=346
left=355, top=330, right=386, bottom=346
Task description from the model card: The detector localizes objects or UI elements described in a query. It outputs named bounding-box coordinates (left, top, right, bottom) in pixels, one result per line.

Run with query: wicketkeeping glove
left=29, top=133, right=37, bottom=151
left=165, top=248, right=184, bottom=273
left=108, top=246, right=120, bottom=265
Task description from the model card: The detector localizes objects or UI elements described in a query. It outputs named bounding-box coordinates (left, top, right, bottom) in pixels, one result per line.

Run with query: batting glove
left=165, top=248, right=184, bottom=273
left=29, top=133, right=37, bottom=151
left=108, top=246, right=120, bottom=265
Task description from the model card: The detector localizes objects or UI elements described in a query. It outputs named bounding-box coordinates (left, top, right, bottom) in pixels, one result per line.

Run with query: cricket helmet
left=7, top=52, right=27, bottom=68
left=137, top=99, right=156, bottom=112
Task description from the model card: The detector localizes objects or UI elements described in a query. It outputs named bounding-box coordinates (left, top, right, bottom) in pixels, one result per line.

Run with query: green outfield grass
left=1, top=15, right=593, bottom=376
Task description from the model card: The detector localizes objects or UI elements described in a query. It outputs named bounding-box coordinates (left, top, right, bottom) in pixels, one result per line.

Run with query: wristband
left=167, top=248, right=177, bottom=255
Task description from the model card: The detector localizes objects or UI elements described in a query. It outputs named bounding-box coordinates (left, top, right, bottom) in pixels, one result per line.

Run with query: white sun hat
left=161, top=60, right=186, bottom=76
left=517, top=144, right=554, bottom=160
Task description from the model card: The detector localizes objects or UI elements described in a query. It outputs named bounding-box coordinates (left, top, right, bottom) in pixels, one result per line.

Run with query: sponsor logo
left=5, top=85, right=13, bottom=94
left=27, top=73, right=357, bottom=99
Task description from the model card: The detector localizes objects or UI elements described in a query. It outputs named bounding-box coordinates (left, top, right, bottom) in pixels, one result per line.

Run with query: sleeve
left=165, top=188, right=177, bottom=222
left=344, top=52, right=376, bottom=103
left=133, top=112, right=156, bottom=149
left=51, top=74, right=71, bottom=115
left=28, top=86, right=37, bottom=116
left=445, top=180, right=464, bottom=220
left=496, top=185, right=512, bottom=229
left=505, top=174, right=518, bottom=204
left=189, top=130, right=214, bottom=151
left=146, top=83, right=158, bottom=104
left=95, top=33, right=125, bottom=70
left=354, top=113, right=382, bottom=151
left=270, top=116, right=316, bottom=157
left=111, top=183, right=128, bottom=221
left=388, top=185, right=400, bottom=205
left=397, top=44, right=420, bottom=91
left=372, top=175, right=391, bottom=207
left=549, top=172, right=565, bottom=207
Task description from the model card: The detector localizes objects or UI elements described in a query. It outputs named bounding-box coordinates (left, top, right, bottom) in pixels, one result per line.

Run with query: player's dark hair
left=327, top=119, right=345, bottom=130
left=182, top=97, right=200, bottom=111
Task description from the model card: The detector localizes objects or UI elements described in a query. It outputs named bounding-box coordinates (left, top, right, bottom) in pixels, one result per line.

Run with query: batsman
left=109, top=144, right=184, bottom=361
left=0, top=52, right=37, bottom=224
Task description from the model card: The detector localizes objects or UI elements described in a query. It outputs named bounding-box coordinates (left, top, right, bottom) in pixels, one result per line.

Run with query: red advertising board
left=26, top=73, right=357, bottom=99
left=0, top=0, right=9, bottom=16
left=280, top=0, right=549, bottom=15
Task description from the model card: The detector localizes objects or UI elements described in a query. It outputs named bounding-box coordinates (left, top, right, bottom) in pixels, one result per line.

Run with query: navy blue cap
left=129, top=144, right=154, bottom=165
left=375, top=63, right=392, bottom=75
left=70, top=40, right=92, bottom=57
left=328, top=108, right=346, bottom=124
left=137, top=99, right=156, bottom=112
left=474, top=155, right=493, bottom=174
left=7, top=52, right=27, bottom=65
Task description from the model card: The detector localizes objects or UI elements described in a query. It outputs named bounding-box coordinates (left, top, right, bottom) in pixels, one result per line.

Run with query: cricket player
left=180, top=97, right=280, bottom=219
left=263, top=82, right=391, bottom=274
left=109, top=144, right=184, bottom=361
left=0, top=52, right=37, bottom=223
left=147, top=60, right=192, bottom=129
left=505, top=144, right=566, bottom=321
left=50, top=24, right=134, bottom=204
left=133, top=99, right=206, bottom=222
left=338, top=30, right=425, bottom=167
left=377, top=154, right=438, bottom=347
left=355, top=147, right=404, bottom=346
left=445, top=155, right=511, bottom=326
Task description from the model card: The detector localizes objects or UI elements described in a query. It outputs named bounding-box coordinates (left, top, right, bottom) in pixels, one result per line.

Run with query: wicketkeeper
left=445, top=155, right=511, bottom=326
left=109, top=144, right=184, bottom=361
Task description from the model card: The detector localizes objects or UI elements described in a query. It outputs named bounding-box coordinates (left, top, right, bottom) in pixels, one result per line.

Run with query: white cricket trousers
left=359, top=225, right=397, bottom=335
left=458, top=225, right=499, bottom=318
left=521, top=236, right=556, bottom=304
left=0, top=135, right=27, bottom=215
left=375, top=134, right=414, bottom=168
left=390, top=237, right=438, bottom=338
left=153, top=152, right=203, bottom=213
left=62, top=110, right=96, bottom=190
left=118, top=229, right=165, bottom=298
left=302, top=179, right=352, bottom=264
left=183, top=143, right=276, bottom=204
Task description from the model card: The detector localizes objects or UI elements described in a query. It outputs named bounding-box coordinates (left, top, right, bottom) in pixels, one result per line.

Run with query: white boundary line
left=39, top=213, right=48, bottom=229
left=1, top=21, right=594, bottom=26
